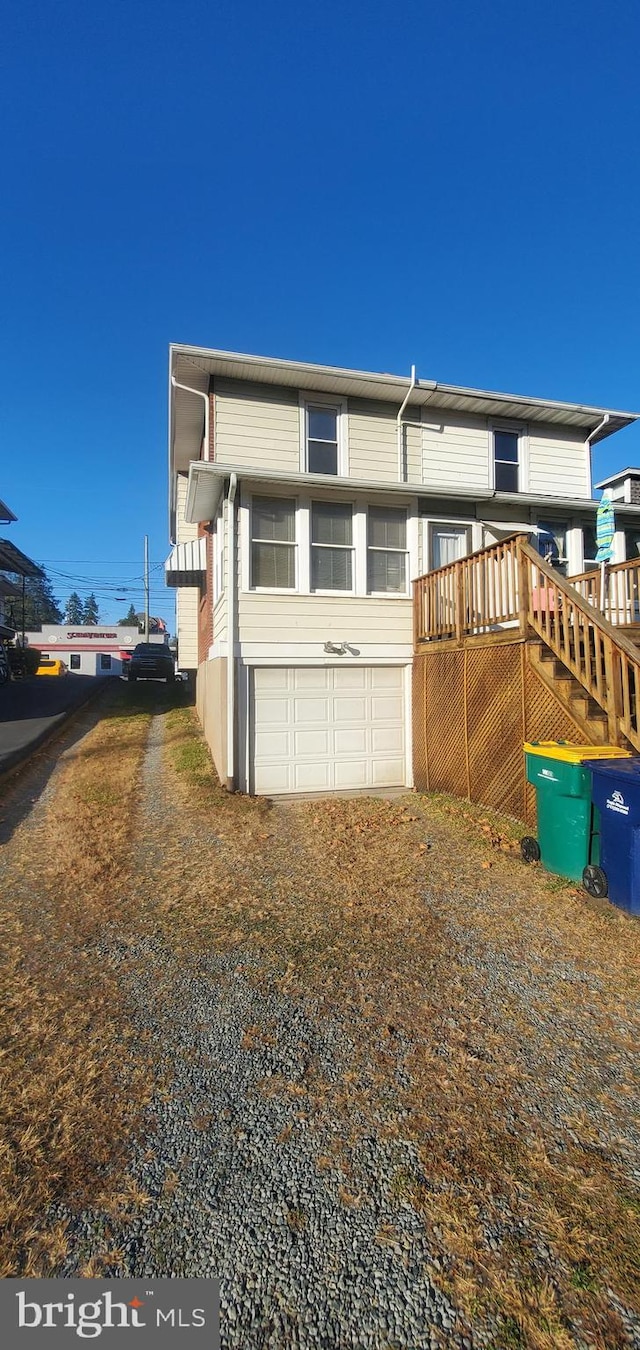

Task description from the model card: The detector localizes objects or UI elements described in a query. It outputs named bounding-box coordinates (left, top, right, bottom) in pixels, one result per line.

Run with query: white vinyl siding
left=237, top=593, right=412, bottom=649
left=252, top=665, right=407, bottom=794
left=528, top=425, right=591, bottom=499
left=176, top=587, right=199, bottom=668
left=348, top=399, right=398, bottom=482
left=176, top=475, right=199, bottom=544
left=422, top=411, right=490, bottom=492
left=214, top=379, right=300, bottom=472
left=175, top=474, right=201, bottom=668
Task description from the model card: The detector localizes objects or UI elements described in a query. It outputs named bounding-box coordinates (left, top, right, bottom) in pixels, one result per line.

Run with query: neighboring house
left=167, top=345, right=640, bottom=797
left=0, top=497, right=44, bottom=639
left=22, top=625, right=167, bottom=676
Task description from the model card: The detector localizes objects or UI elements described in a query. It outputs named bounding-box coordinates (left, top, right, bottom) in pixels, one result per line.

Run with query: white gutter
left=397, top=364, right=417, bottom=481
left=225, top=473, right=238, bottom=792
left=171, top=374, right=210, bottom=460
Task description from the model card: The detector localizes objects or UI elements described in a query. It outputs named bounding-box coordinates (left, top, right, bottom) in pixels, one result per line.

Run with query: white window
left=311, top=501, right=353, bottom=592
left=536, top=519, right=569, bottom=576
left=301, top=396, right=346, bottom=475
left=251, top=496, right=296, bottom=589
left=367, top=506, right=408, bottom=593
left=492, top=425, right=525, bottom=493
left=429, top=523, right=471, bottom=570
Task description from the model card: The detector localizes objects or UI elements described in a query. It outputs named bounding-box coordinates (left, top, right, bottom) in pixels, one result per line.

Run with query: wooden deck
left=412, top=537, right=640, bottom=819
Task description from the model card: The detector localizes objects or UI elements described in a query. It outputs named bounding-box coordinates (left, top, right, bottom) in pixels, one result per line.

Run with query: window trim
left=366, top=503, right=410, bottom=597
left=299, top=392, right=347, bottom=476
left=100, top=653, right=112, bottom=671
left=490, top=420, right=528, bottom=494
left=427, top=520, right=473, bottom=571
left=69, top=653, right=81, bottom=670
left=249, top=493, right=298, bottom=592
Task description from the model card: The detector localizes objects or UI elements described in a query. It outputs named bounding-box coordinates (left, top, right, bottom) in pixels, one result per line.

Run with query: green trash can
left=521, top=742, right=632, bottom=882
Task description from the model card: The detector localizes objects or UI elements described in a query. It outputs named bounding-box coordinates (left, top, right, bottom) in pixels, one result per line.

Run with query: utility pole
left=144, top=535, right=150, bottom=641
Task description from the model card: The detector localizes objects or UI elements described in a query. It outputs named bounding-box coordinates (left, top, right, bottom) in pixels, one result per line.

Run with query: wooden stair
left=528, top=639, right=612, bottom=744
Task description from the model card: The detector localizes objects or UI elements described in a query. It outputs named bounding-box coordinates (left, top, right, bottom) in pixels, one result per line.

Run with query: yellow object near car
left=36, top=658, right=68, bottom=677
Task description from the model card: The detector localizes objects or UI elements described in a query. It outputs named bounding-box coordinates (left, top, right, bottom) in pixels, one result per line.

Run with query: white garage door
left=252, top=665, right=407, bottom=795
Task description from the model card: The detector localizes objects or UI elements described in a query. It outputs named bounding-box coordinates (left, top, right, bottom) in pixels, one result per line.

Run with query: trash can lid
left=523, top=741, right=633, bottom=764
left=582, top=756, right=640, bottom=780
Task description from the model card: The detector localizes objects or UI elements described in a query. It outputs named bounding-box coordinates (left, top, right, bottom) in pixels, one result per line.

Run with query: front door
left=430, top=523, right=471, bottom=571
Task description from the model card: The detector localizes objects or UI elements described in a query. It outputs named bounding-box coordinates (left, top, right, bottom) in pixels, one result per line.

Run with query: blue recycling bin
left=583, top=758, right=640, bottom=914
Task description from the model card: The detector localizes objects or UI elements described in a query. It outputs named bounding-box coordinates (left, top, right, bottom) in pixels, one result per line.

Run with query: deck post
left=603, top=638, right=624, bottom=745
left=517, top=538, right=530, bottom=638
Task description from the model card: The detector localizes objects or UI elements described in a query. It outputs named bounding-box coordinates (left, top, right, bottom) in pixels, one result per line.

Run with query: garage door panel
left=372, top=695, right=403, bottom=720
left=255, top=762, right=291, bottom=793
left=334, top=727, right=368, bottom=755
left=294, top=729, right=330, bottom=756
left=255, top=729, right=292, bottom=758
left=255, top=697, right=290, bottom=724
left=258, top=667, right=291, bottom=690
left=333, top=696, right=369, bottom=722
left=293, top=696, right=329, bottom=722
left=371, top=757, right=405, bottom=786
left=252, top=666, right=407, bottom=795
left=334, top=760, right=369, bottom=789
left=333, top=667, right=367, bottom=690
left=294, top=667, right=329, bottom=689
left=371, top=667, right=404, bottom=689
left=372, top=726, right=404, bottom=753
left=294, top=761, right=332, bottom=790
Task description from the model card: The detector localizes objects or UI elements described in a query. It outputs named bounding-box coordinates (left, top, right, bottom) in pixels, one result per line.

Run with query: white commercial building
left=24, top=625, right=167, bottom=677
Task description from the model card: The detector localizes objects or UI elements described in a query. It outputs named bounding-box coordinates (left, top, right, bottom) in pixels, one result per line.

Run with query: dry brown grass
left=157, top=707, right=640, bottom=1350
left=0, top=685, right=156, bottom=1276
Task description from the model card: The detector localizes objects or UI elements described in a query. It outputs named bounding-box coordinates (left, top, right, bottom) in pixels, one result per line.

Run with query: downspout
left=397, top=365, right=417, bottom=481
left=226, top=472, right=238, bottom=792
left=586, top=414, right=610, bottom=496
left=171, top=375, right=210, bottom=461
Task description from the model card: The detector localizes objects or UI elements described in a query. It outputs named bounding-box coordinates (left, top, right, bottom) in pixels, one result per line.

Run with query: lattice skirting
left=413, top=641, right=587, bottom=826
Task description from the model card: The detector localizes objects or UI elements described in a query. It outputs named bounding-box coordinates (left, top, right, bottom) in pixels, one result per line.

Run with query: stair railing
left=521, top=541, right=640, bottom=749
left=413, top=535, right=640, bottom=750
left=569, top=555, right=640, bottom=627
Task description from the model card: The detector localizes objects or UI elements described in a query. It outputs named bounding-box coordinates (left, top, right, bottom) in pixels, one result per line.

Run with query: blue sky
left=1, top=0, right=639, bottom=623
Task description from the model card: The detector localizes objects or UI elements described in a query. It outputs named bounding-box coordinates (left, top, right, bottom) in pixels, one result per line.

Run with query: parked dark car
left=128, top=642, right=175, bottom=683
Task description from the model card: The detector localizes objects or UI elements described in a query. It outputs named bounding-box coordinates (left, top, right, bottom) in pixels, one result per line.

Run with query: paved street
left=0, top=674, right=103, bottom=774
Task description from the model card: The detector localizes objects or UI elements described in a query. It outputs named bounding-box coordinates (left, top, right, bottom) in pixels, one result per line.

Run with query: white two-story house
left=166, top=345, right=639, bottom=796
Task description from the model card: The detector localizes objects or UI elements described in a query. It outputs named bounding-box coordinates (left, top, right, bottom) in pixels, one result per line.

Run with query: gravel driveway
left=3, top=699, right=640, bottom=1349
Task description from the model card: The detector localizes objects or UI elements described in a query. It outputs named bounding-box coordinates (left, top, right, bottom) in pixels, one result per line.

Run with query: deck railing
left=413, top=535, right=640, bottom=750
left=569, top=556, right=640, bottom=627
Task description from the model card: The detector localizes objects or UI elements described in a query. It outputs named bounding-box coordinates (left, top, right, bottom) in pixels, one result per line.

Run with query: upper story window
left=251, top=496, right=296, bottom=589
left=301, top=395, right=346, bottom=475
left=311, top=502, right=353, bottom=592
left=492, top=425, right=524, bottom=493
left=307, top=405, right=339, bottom=473
left=367, top=506, right=407, bottom=593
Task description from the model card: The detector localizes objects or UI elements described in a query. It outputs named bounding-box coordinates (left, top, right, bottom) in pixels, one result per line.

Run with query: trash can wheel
left=582, top=864, right=608, bottom=899
left=520, top=836, right=541, bottom=864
